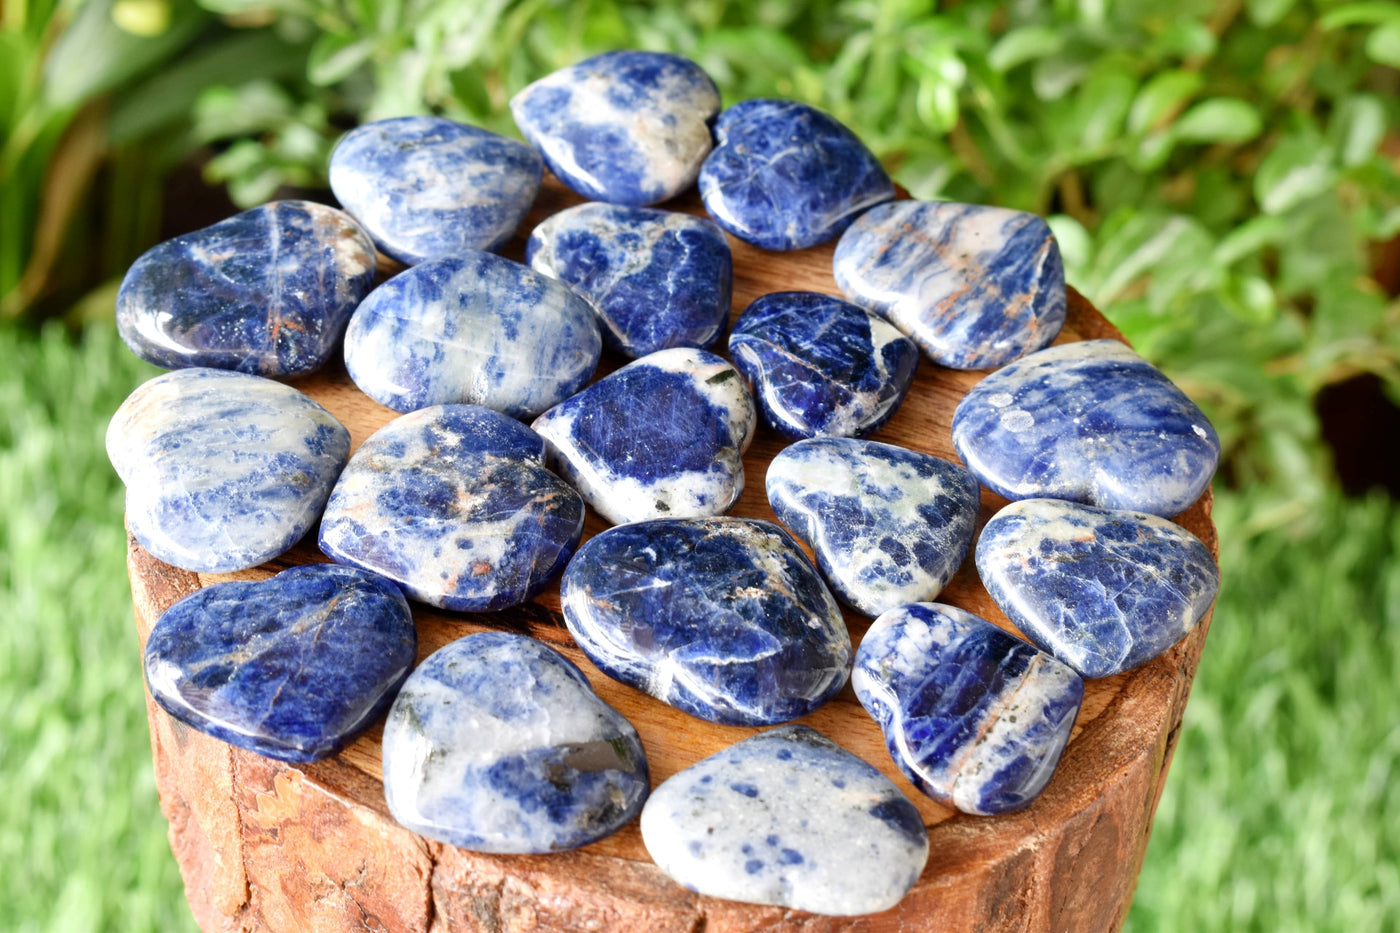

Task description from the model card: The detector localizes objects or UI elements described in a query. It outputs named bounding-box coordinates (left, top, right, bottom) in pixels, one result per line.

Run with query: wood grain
left=129, top=177, right=1218, bottom=932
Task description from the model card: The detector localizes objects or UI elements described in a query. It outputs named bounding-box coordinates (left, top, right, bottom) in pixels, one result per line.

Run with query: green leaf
left=1213, top=215, right=1289, bottom=266
left=987, top=26, right=1062, bottom=72
left=1127, top=70, right=1203, bottom=135
left=1173, top=98, right=1263, bottom=144
left=307, top=32, right=375, bottom=85
left=1255, top=138, right=1340, bottom=215
left=1319, top=1, right=1400, bottom=28
left=1032, top=56, right=1087, bottom=101
left=1366, top=20, right=1400, bottom=66
left=1328, top=94, right=1387, bottom=168
left=1072, top=68, right=1135, bottom=153
left=1246, top=0, right=1295, bottom=26
left=1046, top=214, right=1093, bottom=282
left=1221, top=274, right=1278, bottom=324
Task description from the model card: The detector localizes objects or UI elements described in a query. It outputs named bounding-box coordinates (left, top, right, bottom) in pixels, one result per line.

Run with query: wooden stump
left=128, top=178, right=1218, bottom=933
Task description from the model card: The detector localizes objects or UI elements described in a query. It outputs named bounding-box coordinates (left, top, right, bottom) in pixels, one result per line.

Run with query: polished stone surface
left=951, top=339, right=1220, bottom=516
left=561, top=517, right=849, bottom=726
left=698, top=100, right=894, bottom=251
left=343, top=252, right=601, bottom=418
left=382, top=632, right=649, bottom=853
left=766, top=438, right=979, bottom=617
left=853, top=603, right=1084, bottom=815
left=318, top=405, right=584, bottom=612
left=107, top=368, right=350, bottom=573
left=527, top=202, right=732, bottom=358
left=976, top=498, right=1220, bottom=678
left=328, top=116, right=542, bottom=264
left=144, top=564, right=414, bottom=762
left=729, top=291, right=917, bottom=439
left=640, top=725, right=928, bottom=915
left=117, top=201, right=376, bottom=376
left=833, top=201, right=1066, bottom=370
left=510, top=51, right=719, bottom=205
left=531, top=348, right=755, bottom=525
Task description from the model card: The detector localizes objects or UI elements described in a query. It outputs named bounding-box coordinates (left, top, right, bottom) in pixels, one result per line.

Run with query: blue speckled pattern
left=853, top=603, right=1084, bottom=815
left=833, top=201, right=1066, bottom=370
left=318, top=405, right=584, bottom=612
left=144, top=564, right=415, bottom=763
left=561, top=517, right=849, bottom=726
left=527, top=203, right=732, bottom=358
left=343, top=252, right=600, bottom=418
left=116, top=201, right=377, bottom=377
left=729, top=291, right=918, bottom=439
left=510, top=51, right=719, bottom=205
left=640, top=725, right=928, bottom=915
left=382, top=632, right=649, bottom=853
left=531, top=348, right=755, bottom=525
left=951, top=339, right=1220, bottom=516
left=328, top=116, right=542, bottom=264
left=976, top=498, right=1220, bottom=678
left=698, top=100, right=894, bottom=251
left=766, top=438, right=979, bottom=617
left=106, top=368, right=350, bottom=573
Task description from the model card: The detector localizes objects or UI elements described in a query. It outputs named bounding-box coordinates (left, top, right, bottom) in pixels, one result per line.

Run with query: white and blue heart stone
left=526, top=202, right=732, bottom=358
left=766, top=438, right=980, bottom=617
left=317, top=405, right=584, bottom=612
left=107, top=368, right=350, bottom=573
left=560, top=518, right=850, bottom=726
left=728, top=291, right=918, bottom=439
left=640, top=725, right=928, bottom=915
left=144, top=564, right=415, bottom=763
left=328, top=116, right=542, bottom=264
left=382, top=632, right=649, bottom=853
left=853, top=603, right=1084, bottom=816
left=531, top=348, right=756, bottom=525
left=116, top=201, right=376, bottom=377
left=698, top=100, right=895, bottom=251
left=343, top=252, right=601, bottom=418
left=510, top=51, right=719, bottom=206
left=833, top=201, right=1066, bottom=370
left=976, top=498, right=1220, bottom=679
left=951, top=339, right=1220, bottom=517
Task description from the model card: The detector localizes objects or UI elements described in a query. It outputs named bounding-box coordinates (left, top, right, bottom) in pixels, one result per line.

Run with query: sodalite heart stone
left=531, top=348, right=756, bottom=525
left=510, top=51, right=719, bottom=205
left=107, top=369, right=350, bottom=573
left=728, top=291, right=918, bottom=439
left=328, top=116, right=542, bottom=264
left=117, top=201, right=377, bottom=377
left=766, top=438, right=980, bottom=617
left=144, top=564, right=415, bottom=763
left=318, top=405, right=585, bottom=612
left=976, top=498, right=1220, bottom=678
left=382, top=632, right=649, bottom=853
left=852, top=603, right=1084, bottom=816
left=640, top=725, right=928, bottom=915
left=343, top=252, right=601, bottom=418
left=560, top=518, right=850, bottom=726
left=526, top=202, right=732, bottom=358
left=698, top=100, right=894, bottom=250
left=951, top=339, right=1221, bottom=516
left=833, top=201, right=1066, bottom=370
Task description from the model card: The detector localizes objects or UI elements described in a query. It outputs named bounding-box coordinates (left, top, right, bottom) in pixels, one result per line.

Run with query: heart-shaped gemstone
left=116, top=201, right=376, bottom=376
left=976, top=498, right=1220, bottom=678
left=107, top=369, right=350, bottom=573
left=144, top=563, right=415, bottom=762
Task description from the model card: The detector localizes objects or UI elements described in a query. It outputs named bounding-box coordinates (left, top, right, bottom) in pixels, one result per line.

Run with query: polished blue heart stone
left=561, top=517, right=850, bottom=726
left=328, top=116, right=542, bottom=264
left=116, top=201, right=377, bottom=376
left=951, top=339, right=1220, bottom=516
left=976, top=498, right=1220, bottom=678
left=318, top=405, right=584, bottom=612
left=640, top=725, right=928, bottom=915
left=527, top=202, right=732, bottom=358
left=382, top=632, right=649, bottom=853
left=728, top=291, right=918, bottom=439
left=853, top=603, right=1084, bottom=816
left=766, top=437, right=979, bottom=617
left=144, top=563, right=415, bottom=763
left=510, top=51, right=719, bottom=205
left=698, top=100, right=894, bottom=250
left=343, top=252, right=600, bottom=418
left=107, top=368, right=350, bottom=573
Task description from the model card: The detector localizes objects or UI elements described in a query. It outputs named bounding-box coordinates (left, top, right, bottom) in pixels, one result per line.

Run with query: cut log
left=128, top=177, right=1218, bottom=932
